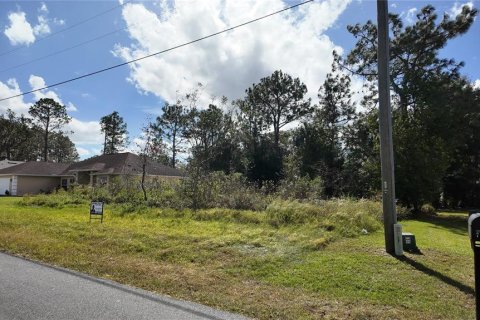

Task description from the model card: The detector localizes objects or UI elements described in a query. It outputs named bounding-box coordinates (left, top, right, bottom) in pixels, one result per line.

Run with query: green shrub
left=117, top=202, right=149, bottom=215
left=420, top=203, right=436, bottom=215
left=176, top=171, right=270, bottom=211
left=213, top=173, right=269, bottom=211
left=277, top=176, right=324, bottom=201
left=396, top=205, right=412, bottom=220
left=21, top=189, right=87, bottom=208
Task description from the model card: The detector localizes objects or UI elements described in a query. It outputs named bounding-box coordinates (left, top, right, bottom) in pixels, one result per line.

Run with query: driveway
left=0, top=252, right=249, bottom=320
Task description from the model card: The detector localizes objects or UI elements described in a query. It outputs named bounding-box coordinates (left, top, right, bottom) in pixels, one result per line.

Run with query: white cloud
left=66, top=102, right=78, bottom=112
left=401, top=7, right=418, bottom=25
left=28, top=74, right=47, bottom=91
left=28, top=76, right=79, bottom=114
left=1, top=75, right=67, bottom=116
left=129, top=137, right=145, bottom=154
left=28, top=75, right=63, bottom=103
left=53, top=18, right=65, bottom=26
left=350, top=75, right=366, bottom=109
left=33, top=15, right=50, bottom=36
left=39, top=2, right=48, bottom=13
left=114, top=0, right=350, bottom=108
left=0, top=78, right=31, bottom=114
left=66, top=118, right=103, bottom=146
left=4, top=12, right=35, bottom=46
left=75, top=146, right=103, bottom=159
left=449, top=1, right=474, bottom=17
left=4, top=3, right=60, bottom=46
left=76, top=147, right=91, bottom=157
left=391, top=3, right=397, bottom=9
left=474, top=79, right=480, bottom=90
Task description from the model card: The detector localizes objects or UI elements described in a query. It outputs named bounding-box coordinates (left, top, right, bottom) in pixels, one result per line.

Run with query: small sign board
left=89, top=201, right=104, bottom=223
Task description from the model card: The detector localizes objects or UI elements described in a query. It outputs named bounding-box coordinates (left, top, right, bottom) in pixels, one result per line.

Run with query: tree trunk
left=141, top=158, right=147, bottom=201
left=110, top=135, right=114, bottom=154
left=273, top=122, right=280, bottom=150
left=103, top=133, right=107, bottom=155
left=44, top=120, right=49, bottom=162
left=172, top=130, right=176, bottom=168
left=273, top=112, right=281, bottom=150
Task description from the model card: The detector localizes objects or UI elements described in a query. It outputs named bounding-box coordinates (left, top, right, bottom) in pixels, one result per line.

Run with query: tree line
left=140, top=5, right=480, bottom=210
left=0, top=98, right=77, bottom=163
left=0, top=4, right=478, bottom=211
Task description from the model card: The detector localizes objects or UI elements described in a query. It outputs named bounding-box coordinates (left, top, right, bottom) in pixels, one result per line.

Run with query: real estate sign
left=89, top=202, right=104, bottom=223
left=90, top=202, right=103, bottom=214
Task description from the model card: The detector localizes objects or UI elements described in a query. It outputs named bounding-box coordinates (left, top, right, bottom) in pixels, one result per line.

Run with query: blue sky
left=0, top=0, right=478, bottom=159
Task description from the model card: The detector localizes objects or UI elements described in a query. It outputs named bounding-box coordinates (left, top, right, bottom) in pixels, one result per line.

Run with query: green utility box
left=402, top=232, right=418, bottom=252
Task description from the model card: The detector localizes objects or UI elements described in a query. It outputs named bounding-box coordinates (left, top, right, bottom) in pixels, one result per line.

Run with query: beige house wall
left=17, top=176, right=61, bottom=195
left=92, top=174, right=109, bottom=186
left=3, top=173, right=181, bottom=195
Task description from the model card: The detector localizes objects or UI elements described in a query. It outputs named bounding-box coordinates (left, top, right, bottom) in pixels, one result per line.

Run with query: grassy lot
left=0, top=197, right=474, bottom=319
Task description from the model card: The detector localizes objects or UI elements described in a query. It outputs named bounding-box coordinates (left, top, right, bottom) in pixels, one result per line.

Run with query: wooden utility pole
left=376, top=0, right=397, bottom=254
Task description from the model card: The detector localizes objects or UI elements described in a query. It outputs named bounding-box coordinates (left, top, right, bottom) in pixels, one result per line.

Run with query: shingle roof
left=0, top=162, right=71, bottom=176
left=66, top=152, right=184, bottom=177
left=0, top=160, right=25, bottom=170
left=0, top=153, right=183, bottom=177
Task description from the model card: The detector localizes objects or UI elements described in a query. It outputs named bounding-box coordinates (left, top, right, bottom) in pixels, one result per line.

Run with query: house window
left=97, top=176, right=108, bottom=186
left=61, top=178, right=68, bottom=191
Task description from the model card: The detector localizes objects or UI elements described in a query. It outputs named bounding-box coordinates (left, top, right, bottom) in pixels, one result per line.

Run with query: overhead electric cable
left=0, top=0, right=130, bottom=57
left=0, top=0, right=314, bottom=103
left=0, top=26, right=130, bottom=74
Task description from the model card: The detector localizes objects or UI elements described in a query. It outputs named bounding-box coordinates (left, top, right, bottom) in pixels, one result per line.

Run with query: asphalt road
left=0, top=252, right=249, bottom=320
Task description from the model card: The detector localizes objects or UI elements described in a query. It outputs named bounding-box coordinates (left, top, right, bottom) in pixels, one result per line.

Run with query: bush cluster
left=20, top=171, right=409, bottom=238
left=21, top=189, right=87, bottom=208
left=177, top=172, right=270, bottom=211
left=276, top=176, right=324, bottom=201
left=20, top=172, right=271, bottom=211
left=18, top=172, right=414, bottom=250
left=420, top=203, right=436, bottom=215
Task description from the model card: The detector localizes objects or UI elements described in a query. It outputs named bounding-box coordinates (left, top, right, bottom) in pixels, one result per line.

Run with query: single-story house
left=0, top=162, right=71, bottom=196
left=0, top=152, right=183, bottom=196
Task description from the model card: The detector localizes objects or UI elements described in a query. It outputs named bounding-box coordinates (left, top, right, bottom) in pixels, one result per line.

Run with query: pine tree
left=29, top=98, right=71, bottom=161
left=100, top=111, right=128, bottom=154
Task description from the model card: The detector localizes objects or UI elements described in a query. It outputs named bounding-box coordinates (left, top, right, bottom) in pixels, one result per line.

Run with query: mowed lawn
left=0, top=197, right=474, bottom=319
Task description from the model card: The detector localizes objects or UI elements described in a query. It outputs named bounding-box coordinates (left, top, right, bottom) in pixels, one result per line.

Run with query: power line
left=0, top=25, right=129, bottom=74
left=0, top=0, right=314, bottom=103
left=0, top=0, right=129, bottom=58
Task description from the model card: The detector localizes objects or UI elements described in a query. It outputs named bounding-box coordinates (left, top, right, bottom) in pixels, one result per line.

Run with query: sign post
left=89, top=201, right=104, bottom=223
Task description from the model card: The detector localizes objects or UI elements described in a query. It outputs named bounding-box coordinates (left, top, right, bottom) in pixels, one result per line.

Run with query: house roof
left=0, top=153, right=183, bottom=177
left=0, top=160, right=25, bottom=170
left=66, top=152, right=183, bottom=177
left=0, top=161, right=71, bottom=176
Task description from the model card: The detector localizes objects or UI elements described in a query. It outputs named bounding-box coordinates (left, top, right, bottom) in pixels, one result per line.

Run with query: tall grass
left=266, top=198, right=383, bottom=237
left=21, top=189, right=87, bottom=208
left=0, top=196, right=473, bottom=319
left=18, top=172, right=407, bottom=244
